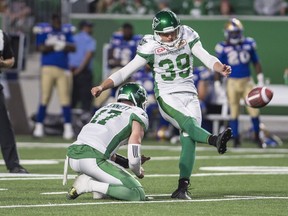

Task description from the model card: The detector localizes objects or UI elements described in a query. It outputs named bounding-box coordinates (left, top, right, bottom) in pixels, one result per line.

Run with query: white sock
left=88, top=179, right=109, bottom=194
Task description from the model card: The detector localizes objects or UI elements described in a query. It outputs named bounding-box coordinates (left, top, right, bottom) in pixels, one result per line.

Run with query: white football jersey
left=72, top=102, right=149, bottom=156
left=137, top=25, right=200, bottom=97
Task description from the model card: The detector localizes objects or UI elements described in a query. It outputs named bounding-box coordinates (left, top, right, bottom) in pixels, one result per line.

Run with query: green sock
left=179, top=132, right=196, bottom=179
left=180, top=117, right=211, bottom=143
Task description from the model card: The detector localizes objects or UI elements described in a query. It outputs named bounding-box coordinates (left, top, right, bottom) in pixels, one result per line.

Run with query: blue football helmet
left=224, top=18, right=244, bottom=44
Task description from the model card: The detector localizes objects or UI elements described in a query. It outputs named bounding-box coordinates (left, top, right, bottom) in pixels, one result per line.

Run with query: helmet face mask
left=224, top=18, right=244, bottom=45
left=152, top=10, right=182, bottom=47
left=117, top=83, right=148, bottom=110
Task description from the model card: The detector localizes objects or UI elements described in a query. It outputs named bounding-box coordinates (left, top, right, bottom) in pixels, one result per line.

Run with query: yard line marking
left=151, top=154, right=288, bottom=160
left=200, top=166, right=288, bottom=172
left=0, top=160, right=59, bottom=165
left=41, top=192, right=67, bottom=195
left=226, top=195, right=288, bottom=199
left=1, top=171, right=288, bottom=181
left=40, top=192, right=172, bottom=196
left=0, top=196, right=288, bottom=209
left=0, top=188, right=8, bottom=191
left=16, top=142, right=288, bottom=153
left=0, top=154, right=286, bottom=166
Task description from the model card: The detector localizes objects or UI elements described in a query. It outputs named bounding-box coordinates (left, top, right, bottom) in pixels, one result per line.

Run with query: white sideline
left=0, top=154, right=287, bottom=166
left=0, top=196, right=288, bottom=209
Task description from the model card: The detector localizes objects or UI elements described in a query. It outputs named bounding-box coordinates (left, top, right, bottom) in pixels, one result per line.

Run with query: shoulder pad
left=133, top=34, right=143, bottom=41
left=32, top=22, right=52, bottom=34
left=62, top=24, right=76, bottom=33
left=182, top=25, right=199, bottom=41
left=245, top=37, right=255, bottom=43
left=137, top=35, right=155, bottom=55
left=215, top=42, right=225, bottom=53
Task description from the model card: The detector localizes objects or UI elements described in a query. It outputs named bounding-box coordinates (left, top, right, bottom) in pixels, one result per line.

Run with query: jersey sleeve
left=136, top=35, right=155, bottom=63
left=130, top=107, right=149, bottom=132
left=182, top=26, right=200, bottom=50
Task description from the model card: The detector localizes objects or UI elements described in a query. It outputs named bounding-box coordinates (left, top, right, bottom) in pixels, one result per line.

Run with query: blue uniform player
left=108, top=23, right=142, bottom=73
left=215, top=18, right=265, bottom=148
left=33, top=14, right=76, bottom=139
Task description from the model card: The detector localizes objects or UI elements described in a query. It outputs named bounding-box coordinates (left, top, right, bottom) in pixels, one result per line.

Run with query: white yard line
left=0, top=196, right=288, bottom=209
left=0, top=170, right=288, bottom=181
left=16, top=142, right=288, bottom=153
left=0, top=154, right=286, bottom=166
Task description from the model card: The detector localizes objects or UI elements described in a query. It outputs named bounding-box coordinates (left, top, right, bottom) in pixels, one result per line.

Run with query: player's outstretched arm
left=91, top=55, right=147, bottom=98
left=91, top=78, right=114, bottom=97
left=213, top=62, right=232, bottom=77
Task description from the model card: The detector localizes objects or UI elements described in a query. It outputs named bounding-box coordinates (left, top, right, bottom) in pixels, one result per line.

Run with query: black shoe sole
left=217, top=128, right=232, bottom=154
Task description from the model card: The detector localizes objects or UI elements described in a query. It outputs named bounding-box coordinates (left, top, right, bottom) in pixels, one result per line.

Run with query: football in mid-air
left=245, top=86, right=273, bottom=108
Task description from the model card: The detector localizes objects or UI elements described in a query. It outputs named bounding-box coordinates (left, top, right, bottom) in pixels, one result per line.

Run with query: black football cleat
left=216, top=128, right=232, bottom=154
left=171, top=178, right=191, bottom=200
left=171, top=188, right=191, bottom=200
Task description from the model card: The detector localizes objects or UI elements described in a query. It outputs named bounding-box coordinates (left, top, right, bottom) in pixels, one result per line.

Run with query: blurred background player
left=94, top=22, right=143, bottom=110
left=69, top=20, right=96, bottom=130
left=65, top=83, right=148, bottom=201
left=108, top=22, right=142, bottom=75
left=215, top=18, right=265, bottom=148
left=33, top=14, right=76, bottom=139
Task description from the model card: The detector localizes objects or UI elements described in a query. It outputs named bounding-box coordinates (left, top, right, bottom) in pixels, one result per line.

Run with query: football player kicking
left=64, top=83, right=149, bottom=201
left=91, top=10, right=233, bottom=200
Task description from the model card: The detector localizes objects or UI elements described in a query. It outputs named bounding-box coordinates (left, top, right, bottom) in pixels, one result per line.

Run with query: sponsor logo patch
left=155, top=46, right=166, bottom=54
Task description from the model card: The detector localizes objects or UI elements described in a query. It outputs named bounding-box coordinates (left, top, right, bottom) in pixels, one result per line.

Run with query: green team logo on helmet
left=117, top=82, right=148, bottom=110
left=152, top=10, right=180, bottom=33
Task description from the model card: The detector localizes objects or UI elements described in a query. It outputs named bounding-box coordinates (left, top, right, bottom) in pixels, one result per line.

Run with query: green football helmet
left=152, top=10, right=182, bottom=47
left=117, top=82, right=148, bottom=110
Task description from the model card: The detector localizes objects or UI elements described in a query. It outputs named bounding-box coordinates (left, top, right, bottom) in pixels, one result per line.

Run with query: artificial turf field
left=0, top=136, right=287, bottom=216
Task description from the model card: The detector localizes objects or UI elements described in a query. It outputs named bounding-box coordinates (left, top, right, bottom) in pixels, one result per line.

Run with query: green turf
left=0, top=136, right=287, bottom=215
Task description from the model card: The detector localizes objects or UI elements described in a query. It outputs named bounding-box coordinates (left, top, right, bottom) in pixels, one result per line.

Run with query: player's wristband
left=128, top=144, right=141, bottom=176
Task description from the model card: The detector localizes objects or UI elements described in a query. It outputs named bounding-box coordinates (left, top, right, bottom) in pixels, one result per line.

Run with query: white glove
left=45, top=36, right=58, bottom=46
left=54, top=40, right=66, bottom=51
left=257, top=73, right=264, bottom=86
